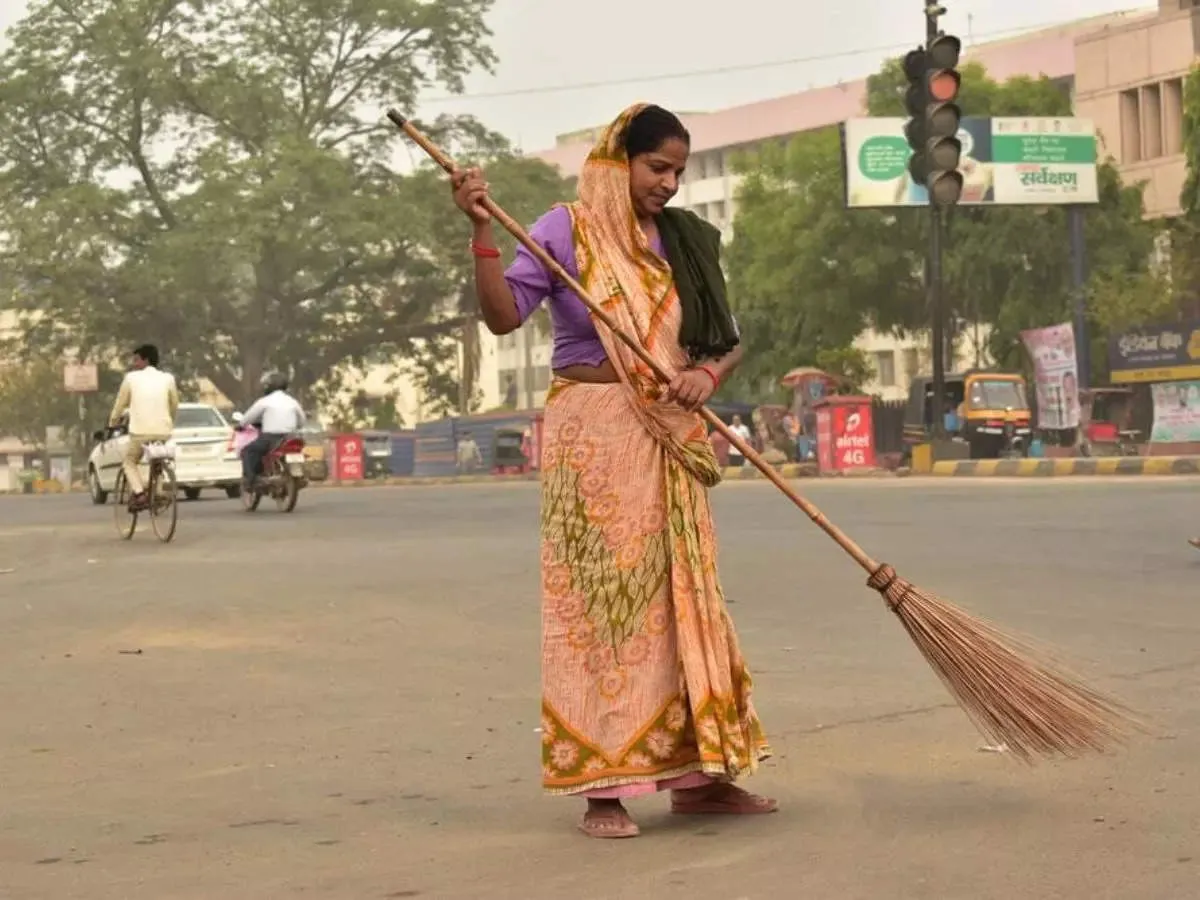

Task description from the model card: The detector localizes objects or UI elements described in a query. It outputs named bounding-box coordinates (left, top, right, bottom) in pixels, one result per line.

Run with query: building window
left=1119, top=88, right=1140, bottom=163
left=497, top=332, right=516, bottom=351
left=533, top=366, right=550, bottom=392
left=1141, top=83, right=1163, bottom=160
left=1162, top=78, right=1184, bottom=156
left=711, top=200, right=728, bottom=225
left=498, top=369, right=517, bottom=406
left=903, top=348, right=921, bottom=380
left=873, top=351, right=896, bottom=387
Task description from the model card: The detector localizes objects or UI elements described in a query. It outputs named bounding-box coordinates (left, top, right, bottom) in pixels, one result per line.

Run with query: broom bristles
left=867, top=565, right=1143, bottom=763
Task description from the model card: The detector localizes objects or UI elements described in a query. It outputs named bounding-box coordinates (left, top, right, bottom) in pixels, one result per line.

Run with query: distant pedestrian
left=728, top=414, right=751, bottom=466
left=456, top=432, right=482, bottom=474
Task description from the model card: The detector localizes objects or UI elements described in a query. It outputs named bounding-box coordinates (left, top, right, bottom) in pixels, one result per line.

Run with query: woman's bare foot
left=670, top=782, right=778, bottom=815
left=579, top=799, right=640, bottom=839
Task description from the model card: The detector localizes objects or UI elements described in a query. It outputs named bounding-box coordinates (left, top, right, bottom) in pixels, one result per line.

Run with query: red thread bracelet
left=697, top=365, right=719, bottom=389
left=470, top=242, right=501, bottom=259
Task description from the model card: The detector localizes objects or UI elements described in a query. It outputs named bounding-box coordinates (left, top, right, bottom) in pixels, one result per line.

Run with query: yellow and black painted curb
left=929, top=456, right=1200, bottom=477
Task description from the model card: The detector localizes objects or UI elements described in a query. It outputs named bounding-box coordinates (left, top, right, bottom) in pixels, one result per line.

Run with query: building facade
left=1073, top=0, right=1199, bottom=220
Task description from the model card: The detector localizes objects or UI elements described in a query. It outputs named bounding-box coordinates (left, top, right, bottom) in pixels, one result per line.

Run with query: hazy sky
left=0, top=0, right=1158, bottom=153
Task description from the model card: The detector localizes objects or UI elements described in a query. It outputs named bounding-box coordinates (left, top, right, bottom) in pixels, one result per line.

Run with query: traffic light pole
left=1068, top=205, right=1089, bottom=390
left=930, top=205, right=946, bottom=439
left=925, top=3, right=947, bottom=439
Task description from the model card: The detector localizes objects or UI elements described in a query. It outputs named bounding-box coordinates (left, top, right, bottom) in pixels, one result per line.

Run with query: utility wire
left=419, top=14, right=1130, bottom=104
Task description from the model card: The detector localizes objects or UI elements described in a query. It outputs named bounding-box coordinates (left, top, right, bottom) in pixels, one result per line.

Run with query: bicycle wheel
left=112, top=470, right=137, bottom=540
left=149, top=462, right=178, bottom=543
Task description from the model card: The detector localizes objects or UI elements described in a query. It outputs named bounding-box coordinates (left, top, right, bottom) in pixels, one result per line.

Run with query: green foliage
left=727, top=58, right=1158, bottom=392
left=814, top=346, right=873, bottom=393
left=1182, top=65, right=1200, bottom=217
left=0, top=0, right=568, bottom=414
left=402, top=151, right=573, bottom=413
left=0, top=357, right=122, bottom=452
left=1176, top=66, right=1200, bottom=316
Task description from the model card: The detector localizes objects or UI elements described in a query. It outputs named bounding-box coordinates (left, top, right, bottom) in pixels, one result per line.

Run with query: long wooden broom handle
left=387, top=110, right=879, bottom=574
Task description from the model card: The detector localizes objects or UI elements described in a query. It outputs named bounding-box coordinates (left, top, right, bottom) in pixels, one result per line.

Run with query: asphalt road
left=1, top=478, right=1199, bottom=900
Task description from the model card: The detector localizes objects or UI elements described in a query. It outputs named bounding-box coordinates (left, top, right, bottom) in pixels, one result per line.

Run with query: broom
left=387, top=110, right=1140, bottom=763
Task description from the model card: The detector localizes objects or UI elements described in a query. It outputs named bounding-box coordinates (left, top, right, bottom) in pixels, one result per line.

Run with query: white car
left=88, top=402, right=243, bottom=504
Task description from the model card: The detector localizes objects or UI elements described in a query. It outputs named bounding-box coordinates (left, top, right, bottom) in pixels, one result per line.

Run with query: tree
left=1174, top=65, right=1200, bottom=318
left=401, top=147, right=573, bottom=414
left=0, top=357, right=122, bottom=461
left=726, top=59, right=1158, bottom=395
left=0, top=0, right=506, bottom=410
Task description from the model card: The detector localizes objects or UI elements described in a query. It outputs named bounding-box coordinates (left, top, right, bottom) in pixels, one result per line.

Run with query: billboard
left=1108, top=321, right=1200, bottom=384
left=1020, top=323, right=1080, bottom=429
left=842, top=117, right=1099, bottom=208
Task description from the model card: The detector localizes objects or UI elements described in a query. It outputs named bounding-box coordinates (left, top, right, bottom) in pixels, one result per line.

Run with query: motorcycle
left=230, top=421, right=308, bottom=513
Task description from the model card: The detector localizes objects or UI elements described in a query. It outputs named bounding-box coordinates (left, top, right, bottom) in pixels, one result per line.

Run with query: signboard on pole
left=1108, top=320, right=1200, bottom=384
left=1021, top=323, right=1081, bottom=429
left=63, top=363, right=99, bottom=393
left=1150, top=381, right=1200, bottom=443
left=842, top=117, right=1099, bottom=208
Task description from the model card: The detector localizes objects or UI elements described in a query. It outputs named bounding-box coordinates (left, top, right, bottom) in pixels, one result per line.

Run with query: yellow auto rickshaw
left=904, top=370, right=1032, bottom=459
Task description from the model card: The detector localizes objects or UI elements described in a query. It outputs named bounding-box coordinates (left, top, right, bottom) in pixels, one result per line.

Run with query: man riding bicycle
left=108, top=344, right=179, bottom=512
left=239, top=372, right=306, bottom=491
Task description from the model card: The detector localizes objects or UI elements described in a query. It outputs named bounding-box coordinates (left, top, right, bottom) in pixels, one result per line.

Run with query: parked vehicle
left=1080, top=387, right=1140, bottom=457
left=361, top=430, right=392, bottom=479
left=903, top=371, right=1033, bottom=460
left=88, top=403, right=242, bottom=505
left=491, top=427, right=531, bottom=474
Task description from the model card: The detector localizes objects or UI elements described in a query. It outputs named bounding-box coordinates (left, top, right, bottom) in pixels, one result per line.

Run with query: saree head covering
left=538, top=104, right=770, bottom=796
left=577, top=103, right=741, bottom=362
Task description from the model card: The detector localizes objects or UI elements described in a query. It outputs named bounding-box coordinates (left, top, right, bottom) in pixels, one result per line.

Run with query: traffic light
left=903, top=32, right=964, bottom=206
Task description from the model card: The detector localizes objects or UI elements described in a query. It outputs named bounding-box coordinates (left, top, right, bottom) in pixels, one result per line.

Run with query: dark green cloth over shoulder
left=655, top=207, right=740, bottom=361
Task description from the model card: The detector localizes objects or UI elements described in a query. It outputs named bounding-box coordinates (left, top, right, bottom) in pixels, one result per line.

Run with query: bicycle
left=112, top=440, right=179, bottom=543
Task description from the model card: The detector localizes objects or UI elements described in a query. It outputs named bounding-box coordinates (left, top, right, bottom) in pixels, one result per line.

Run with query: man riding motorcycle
left=238, top=373, right=306, bottom=490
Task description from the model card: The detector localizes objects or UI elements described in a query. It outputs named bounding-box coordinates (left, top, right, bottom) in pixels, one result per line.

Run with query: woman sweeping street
left=450, top=103, right=775, bottom=839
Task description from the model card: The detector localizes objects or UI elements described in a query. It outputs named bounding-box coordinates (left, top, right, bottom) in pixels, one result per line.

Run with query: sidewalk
left=929, top=456, right=1200, bottom=476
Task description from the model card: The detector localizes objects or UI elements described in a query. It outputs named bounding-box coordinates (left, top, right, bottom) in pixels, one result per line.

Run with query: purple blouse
left=504, top=205, right=666, bottom=370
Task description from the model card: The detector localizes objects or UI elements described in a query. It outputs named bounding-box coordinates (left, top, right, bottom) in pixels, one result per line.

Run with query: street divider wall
left=929, top=456, right=1200, bottom=477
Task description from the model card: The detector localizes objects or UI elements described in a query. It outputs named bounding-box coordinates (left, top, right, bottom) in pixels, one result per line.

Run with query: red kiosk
left=332, top=434, right=364, bottom=482
left=814, top=395, right=877, bottom=474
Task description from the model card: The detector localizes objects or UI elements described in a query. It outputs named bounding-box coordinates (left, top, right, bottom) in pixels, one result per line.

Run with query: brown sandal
left=670, top=783, right=778, bottom=816
left=578, top=804, right=640, bottom=839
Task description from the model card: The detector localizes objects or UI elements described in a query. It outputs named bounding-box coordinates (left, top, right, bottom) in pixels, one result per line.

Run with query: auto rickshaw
left=903, top=370, right=1032, bottom=459
left=1080, top=387, right=1139, bottom=456
left=361, top=430, right=392, bottom=479
left=492, top=427, right=531, bottom=475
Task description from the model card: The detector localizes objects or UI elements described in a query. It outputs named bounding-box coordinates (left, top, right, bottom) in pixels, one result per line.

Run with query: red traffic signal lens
left=928, top=70, right=959, bottom=102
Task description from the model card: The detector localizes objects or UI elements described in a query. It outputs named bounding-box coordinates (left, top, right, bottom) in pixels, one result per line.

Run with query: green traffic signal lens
left=929, top=171, right=964, bottom=207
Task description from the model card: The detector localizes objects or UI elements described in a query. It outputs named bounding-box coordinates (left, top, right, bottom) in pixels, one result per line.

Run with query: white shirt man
left=240, top=389, right=306, bottom=435
left=728, top=415, right=752, bottom=466
left=108, top=344, right=179, bottom=502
